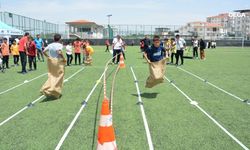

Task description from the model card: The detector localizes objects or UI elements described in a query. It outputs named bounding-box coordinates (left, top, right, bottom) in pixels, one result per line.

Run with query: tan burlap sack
left=146, top=59, right=166, bottom=88
left=40, top=57, right=65, bottom=98
left=84, top=55, right=93, bottom=65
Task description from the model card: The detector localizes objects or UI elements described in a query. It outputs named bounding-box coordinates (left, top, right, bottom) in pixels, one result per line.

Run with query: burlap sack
left=146, top=59, right=166, bottom=88
left=84, top=56, right=93, bottom=65
left=40, top=57, right=65, bottom=98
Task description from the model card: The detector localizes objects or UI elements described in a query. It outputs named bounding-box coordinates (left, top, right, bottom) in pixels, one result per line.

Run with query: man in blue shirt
left=34, top=34, right=44, bottom=62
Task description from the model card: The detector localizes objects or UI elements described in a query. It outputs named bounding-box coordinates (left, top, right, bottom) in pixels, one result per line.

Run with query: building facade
left=66, top=20, right=104, bottom=39
left=207, top=10, right=250, bottom=38
left=179, top=21, right=224, bottom=40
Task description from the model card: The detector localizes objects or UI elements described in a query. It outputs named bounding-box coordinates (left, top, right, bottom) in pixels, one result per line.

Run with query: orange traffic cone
left=97, top=97, right=117, bottom=150
left=119, top=54, right=125, bottom=69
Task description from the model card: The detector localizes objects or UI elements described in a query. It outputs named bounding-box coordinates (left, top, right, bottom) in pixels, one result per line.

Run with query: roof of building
left=207, top=13, right=229, bottom=19
left=65, top=20, right=96, bottom=25
left=187, top=21, right=222, bottom=28
left=234, top=9, right=250, bottom=13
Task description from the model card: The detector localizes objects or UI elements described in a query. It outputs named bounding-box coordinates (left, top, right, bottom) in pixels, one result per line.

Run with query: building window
left=78, top=27, right=91, bottom=32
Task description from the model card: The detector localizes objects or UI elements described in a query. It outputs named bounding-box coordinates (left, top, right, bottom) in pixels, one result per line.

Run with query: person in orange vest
left=0, top=52, right=3, bottom=72
left=0, top=38, right=10, bottom=70
left=73, top=38, right=82, bottom=65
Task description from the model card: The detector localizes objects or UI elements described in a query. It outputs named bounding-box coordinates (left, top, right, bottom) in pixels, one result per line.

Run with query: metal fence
left=103, top=24, right=182, bottom=39
left=0, top=11, right=59, bottom=38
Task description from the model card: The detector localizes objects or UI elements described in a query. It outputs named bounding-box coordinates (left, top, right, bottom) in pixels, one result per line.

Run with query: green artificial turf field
left=0, top=46, right=249, bottom=150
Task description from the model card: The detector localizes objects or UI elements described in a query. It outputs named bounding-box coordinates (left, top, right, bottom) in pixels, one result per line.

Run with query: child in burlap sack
left=41, top=34, right=66, bottom=99
left=144, top=35, right=168, bottom=88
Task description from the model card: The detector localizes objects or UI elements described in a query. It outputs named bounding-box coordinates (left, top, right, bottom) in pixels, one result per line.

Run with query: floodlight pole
left=107, top=14, right=112, bottom=40
left=107, top=14, right=112, bottom=25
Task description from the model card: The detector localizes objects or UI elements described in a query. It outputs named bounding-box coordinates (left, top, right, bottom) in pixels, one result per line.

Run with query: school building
left=66, top=20, right=104, bottom=39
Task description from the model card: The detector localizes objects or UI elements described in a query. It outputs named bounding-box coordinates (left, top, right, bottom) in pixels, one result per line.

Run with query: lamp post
left=107, top=14, right=112, bottom=39
left=107, top=14, right=112, bottom=25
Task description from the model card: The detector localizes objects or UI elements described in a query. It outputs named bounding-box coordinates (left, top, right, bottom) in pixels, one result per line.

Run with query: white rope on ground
left=176, top=67, right=247, bottom=103
left=164, top=76, right=249, bottom=150
left=55, top=55, right=118, bottom=150
left=0, top=73, right=47, bottom=95
left=130, top=67, right=154, bottom=150
left=0, top=67, right=85, bottom=127
left=103, top=53, right=121, bottom=99
left=110, top=66, right=120, bottom=114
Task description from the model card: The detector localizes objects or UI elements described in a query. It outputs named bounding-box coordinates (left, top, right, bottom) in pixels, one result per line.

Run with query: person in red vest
left=26, top=36, right=37, bottom=71
left=19, top=32, right=29, bottom=74
left=105, top=39, right=110, bottom=52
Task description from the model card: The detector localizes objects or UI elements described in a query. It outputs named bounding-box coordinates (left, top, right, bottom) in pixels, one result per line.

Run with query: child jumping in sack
left=144, top=35, right=168, bottom=88
left=41, top=34, right=66, bottom=99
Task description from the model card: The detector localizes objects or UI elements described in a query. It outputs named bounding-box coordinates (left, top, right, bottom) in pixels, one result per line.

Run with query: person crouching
left=84, top=40, right=94, bottom=65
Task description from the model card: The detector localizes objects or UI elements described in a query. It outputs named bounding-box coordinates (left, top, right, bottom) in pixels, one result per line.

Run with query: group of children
left=0, top=35, right=39, bottom=73
left=65, top=38, right=94, bottom=66
left=0, top=35, right=95, bottom=73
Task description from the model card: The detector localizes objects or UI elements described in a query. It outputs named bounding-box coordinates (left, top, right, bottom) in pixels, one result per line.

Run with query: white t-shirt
left=15, top=38, right=20, bottom=44
left=112, top=38, right=123, bottom=50
left=176, top=38, right=186, bottom=50
left=193, top=40, right=198, bottom=47
left=66, top=45, right=73, bottom=55
left=44, top=42, right=63, bottom=58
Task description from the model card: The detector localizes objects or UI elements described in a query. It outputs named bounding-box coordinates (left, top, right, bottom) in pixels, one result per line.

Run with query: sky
left=0, top=0, right=249, bottom=25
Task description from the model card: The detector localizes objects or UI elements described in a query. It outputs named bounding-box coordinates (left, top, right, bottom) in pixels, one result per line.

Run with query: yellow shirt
left=86, top=46, right=94, bottom=56
left=164, top=40, right=171, bottom=50
left=11, top=44, right=19, bottom=55
left=170, top=42, right=177, bottom=53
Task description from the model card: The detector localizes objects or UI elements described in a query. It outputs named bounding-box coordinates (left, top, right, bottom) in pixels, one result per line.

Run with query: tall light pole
left=107, top=14, right=112, bottom=25
left=107, top=14, right=112, bottom=39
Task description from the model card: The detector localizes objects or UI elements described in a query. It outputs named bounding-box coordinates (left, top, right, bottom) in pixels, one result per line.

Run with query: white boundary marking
left=164, top=76, right=249, bottom=150
left=177, top=67, right=246, bottom=103
left=0, top=67, right=85, bottom=127
left=0, top=73, right=47, bottom=95
left=130, top=67, right=154, bottom=150
left=55, top=71, right=106, bottom=150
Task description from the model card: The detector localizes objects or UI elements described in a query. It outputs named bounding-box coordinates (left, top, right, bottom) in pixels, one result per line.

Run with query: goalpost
left=220, top=37, right=245, bottom=48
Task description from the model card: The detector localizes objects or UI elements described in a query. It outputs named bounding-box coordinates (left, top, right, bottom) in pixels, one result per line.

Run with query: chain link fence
left=0, top=11, right=59, bottom=38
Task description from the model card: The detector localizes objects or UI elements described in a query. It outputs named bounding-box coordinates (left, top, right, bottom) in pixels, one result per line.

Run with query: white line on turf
left=130, top=67, right=154, bottom=150
left=55, top=71, right=105, bottom=150
left=0, top=67, right=85, bottom=127
left=177, top=67, right=246, bottom=103
left=164, top=76, right=249, bottom=150
left=0, top=73, right=47, bottom=95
